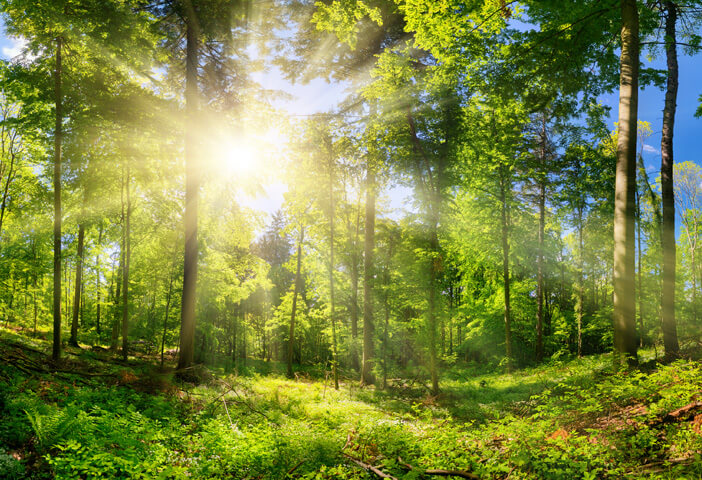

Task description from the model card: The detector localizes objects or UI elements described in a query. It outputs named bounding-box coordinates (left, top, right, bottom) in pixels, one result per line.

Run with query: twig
left=398, top=457, right=481, bottom=480
left=222, top=397, right=236, bottom=431
left=287, top=459, right=305, bottom=475
left=343, top=453, right=398, bottom=480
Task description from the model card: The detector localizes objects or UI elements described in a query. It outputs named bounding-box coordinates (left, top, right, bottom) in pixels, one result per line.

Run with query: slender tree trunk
left=327, top=140, right=339, bottom=390
left=660, top=0, right=680, bottom=359
left=178, top=2, right=200, bottom=372
left=428, top=220, right=440, bottom=393
left=613, top=0, right=640, bottom=368
left=500, top=168, right=513, bottom=372
left=69, top=223, right=85, bottom=347
left=577, top=203, right=584, bottom=358
left=52, top=37, right=63, bottom=362
left=32, top=241, right=38, bottom=337
left=350, top=200, right=361, bottom=371
left=110, top=252, right=123, bottom=350
left=636, top=188, right=644, bottom=346
left=95, top=225, right=102, bottom=339
left=287, top=226, right=304, bottom=378
left=536, top=173, right=545, bottom=362
left=361, top=163, right=376, bottom=386
left=383, top=286, right=389, bottom=390
left=122, top=165, right=131, bottom=361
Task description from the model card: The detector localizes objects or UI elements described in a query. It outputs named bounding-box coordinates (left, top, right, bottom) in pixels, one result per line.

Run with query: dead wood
left=343, top=453, right=398, bottom=480
left=398, top=457, right=481, bottom=479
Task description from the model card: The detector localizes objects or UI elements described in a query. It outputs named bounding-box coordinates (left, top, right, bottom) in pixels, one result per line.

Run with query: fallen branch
left=287, top=459, right=305, bottom=475
left=398, top=457, right=481, bottom=480
left=662, top=401, right=702, bottom=423
left=343, top=453, right=397, bottom=480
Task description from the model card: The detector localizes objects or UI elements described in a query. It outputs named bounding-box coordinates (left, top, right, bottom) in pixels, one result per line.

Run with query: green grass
left=1, top=328, right=701, bottom=479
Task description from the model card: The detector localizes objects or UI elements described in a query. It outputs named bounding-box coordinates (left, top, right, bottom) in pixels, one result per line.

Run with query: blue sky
left=602, top=52, right=702, bottom=178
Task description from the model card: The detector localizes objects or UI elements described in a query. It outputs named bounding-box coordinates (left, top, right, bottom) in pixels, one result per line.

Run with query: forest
left=0, top=0, right=701, bottom=478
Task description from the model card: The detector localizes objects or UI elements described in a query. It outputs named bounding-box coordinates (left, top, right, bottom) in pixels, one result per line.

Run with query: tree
left=612, top=0, right=640, bottom=367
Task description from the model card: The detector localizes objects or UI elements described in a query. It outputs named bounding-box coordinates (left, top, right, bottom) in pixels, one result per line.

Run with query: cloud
left=2, top=37, right=27, bottom=60
left=643, top=144, right=660, bottom=155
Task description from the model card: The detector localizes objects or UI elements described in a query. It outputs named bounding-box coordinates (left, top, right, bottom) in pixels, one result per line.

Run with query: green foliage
left=0, top=448, right=24, bottom=480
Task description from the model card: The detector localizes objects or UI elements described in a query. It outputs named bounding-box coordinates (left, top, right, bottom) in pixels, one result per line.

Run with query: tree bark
left=287, top=226, right=304, bottom=378
left=660, top=0, right=680, bottom=359
left=110, top=251, right=123, bottom=350
left=95, top=225, right=102, bottom=339
left=577, top=202, right=584, bottom=358
left=500, top=166, right=513, bottom=372
left=69, top=223, right=85, bottom=347
left=613, top=0, right=640, bottom=368
left=52, top=37, right=63, bottom=362
left=361, top=163, right=376, bottom=386
left=350, top=199, right=361, bottom=371
left=535, top=123, right=546, bottom=363
left=327, top=135, right=339, bottom=389
left=121, top=164, right=131, bottom=361
left=178, top=1, right=200, bottom=372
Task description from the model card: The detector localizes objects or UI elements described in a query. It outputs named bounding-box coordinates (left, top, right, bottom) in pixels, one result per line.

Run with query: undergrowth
left=0, top=329, right=700, bottom=479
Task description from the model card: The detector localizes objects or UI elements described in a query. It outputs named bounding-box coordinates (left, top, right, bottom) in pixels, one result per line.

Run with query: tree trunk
left=69, top=223, right=85, bottom=347
left=613, top=0, right=640, bottom=368
left=500, top=167, right=513, bottom=372
left=328, top=138, right=339, bottom=390
left=121, top=164, right=131, bottom=361
left=95, top=225, right=102, bottom=339
left=536, top=168, right=545, bottom=363
left=428, top=221, right=440, bottom=393
left=178, top=1, right=201, bottom=372
left=350, top=199, right=361, bottom=371
left=660, top=0, right=680, bottom=359
left=361, top=163, right=376, bottom=386
left=636, top=188, right=644, bottom=346
left=111, top=252, right=123, bottom=350
left=52, top=37, right=63, bottom=362
left=287, top=226, right=304, bottom=378
left=577, top=202, right=584, bottom=358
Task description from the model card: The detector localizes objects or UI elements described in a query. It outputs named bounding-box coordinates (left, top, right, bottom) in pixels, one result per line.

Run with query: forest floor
left=0, top=327, right=701, bottom=479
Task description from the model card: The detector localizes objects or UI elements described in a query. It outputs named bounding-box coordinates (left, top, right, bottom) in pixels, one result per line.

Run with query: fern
left=24, top=407, right=78, bottom=453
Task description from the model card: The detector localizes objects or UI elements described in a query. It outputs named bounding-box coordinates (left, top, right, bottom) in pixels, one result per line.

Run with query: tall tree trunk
left=110, top=251, right=123, bottom=350
left=536, top=168, right=546, bottom=363
left=178, top=1, right=200, bottom=372
left=613, top=0, right=640, bottom=368
left=350, top=199, right=361, bottom=371
left=69, top=223, right=85, bottom=347
left=327, top=139, right=339, bottom=390
left=287, top=226, right=304, bottom=378
left=32, top=240, right=38, bottom=337
left=660, top=0, right=680, bottom=359
left=121, top=164, right=131, bottom=361
left=428, top=220, right=440, bottom=393
left=361, top=163, right=376, bottom=386
left=95, top=225, right=102, bottom=339
left=636, top=188, right=644, bottom=346
left=500, top=167, right=513, bottom=372
left=52, top=37, right=63, bottom=362
left=577, top=202, right=584, bottom=358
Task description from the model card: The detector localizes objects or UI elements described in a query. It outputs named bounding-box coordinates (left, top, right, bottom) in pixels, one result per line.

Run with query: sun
left=217, top=139, right=258, bottom=177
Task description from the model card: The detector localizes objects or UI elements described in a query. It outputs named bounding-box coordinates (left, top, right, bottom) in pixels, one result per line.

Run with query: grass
left=0, top=326, right=701, bottom=479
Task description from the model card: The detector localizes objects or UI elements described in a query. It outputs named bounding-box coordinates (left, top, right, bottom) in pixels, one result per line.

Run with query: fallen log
left=662, top=401, right=702, bottom=422
left=398, top=457, right=481, bottom=480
